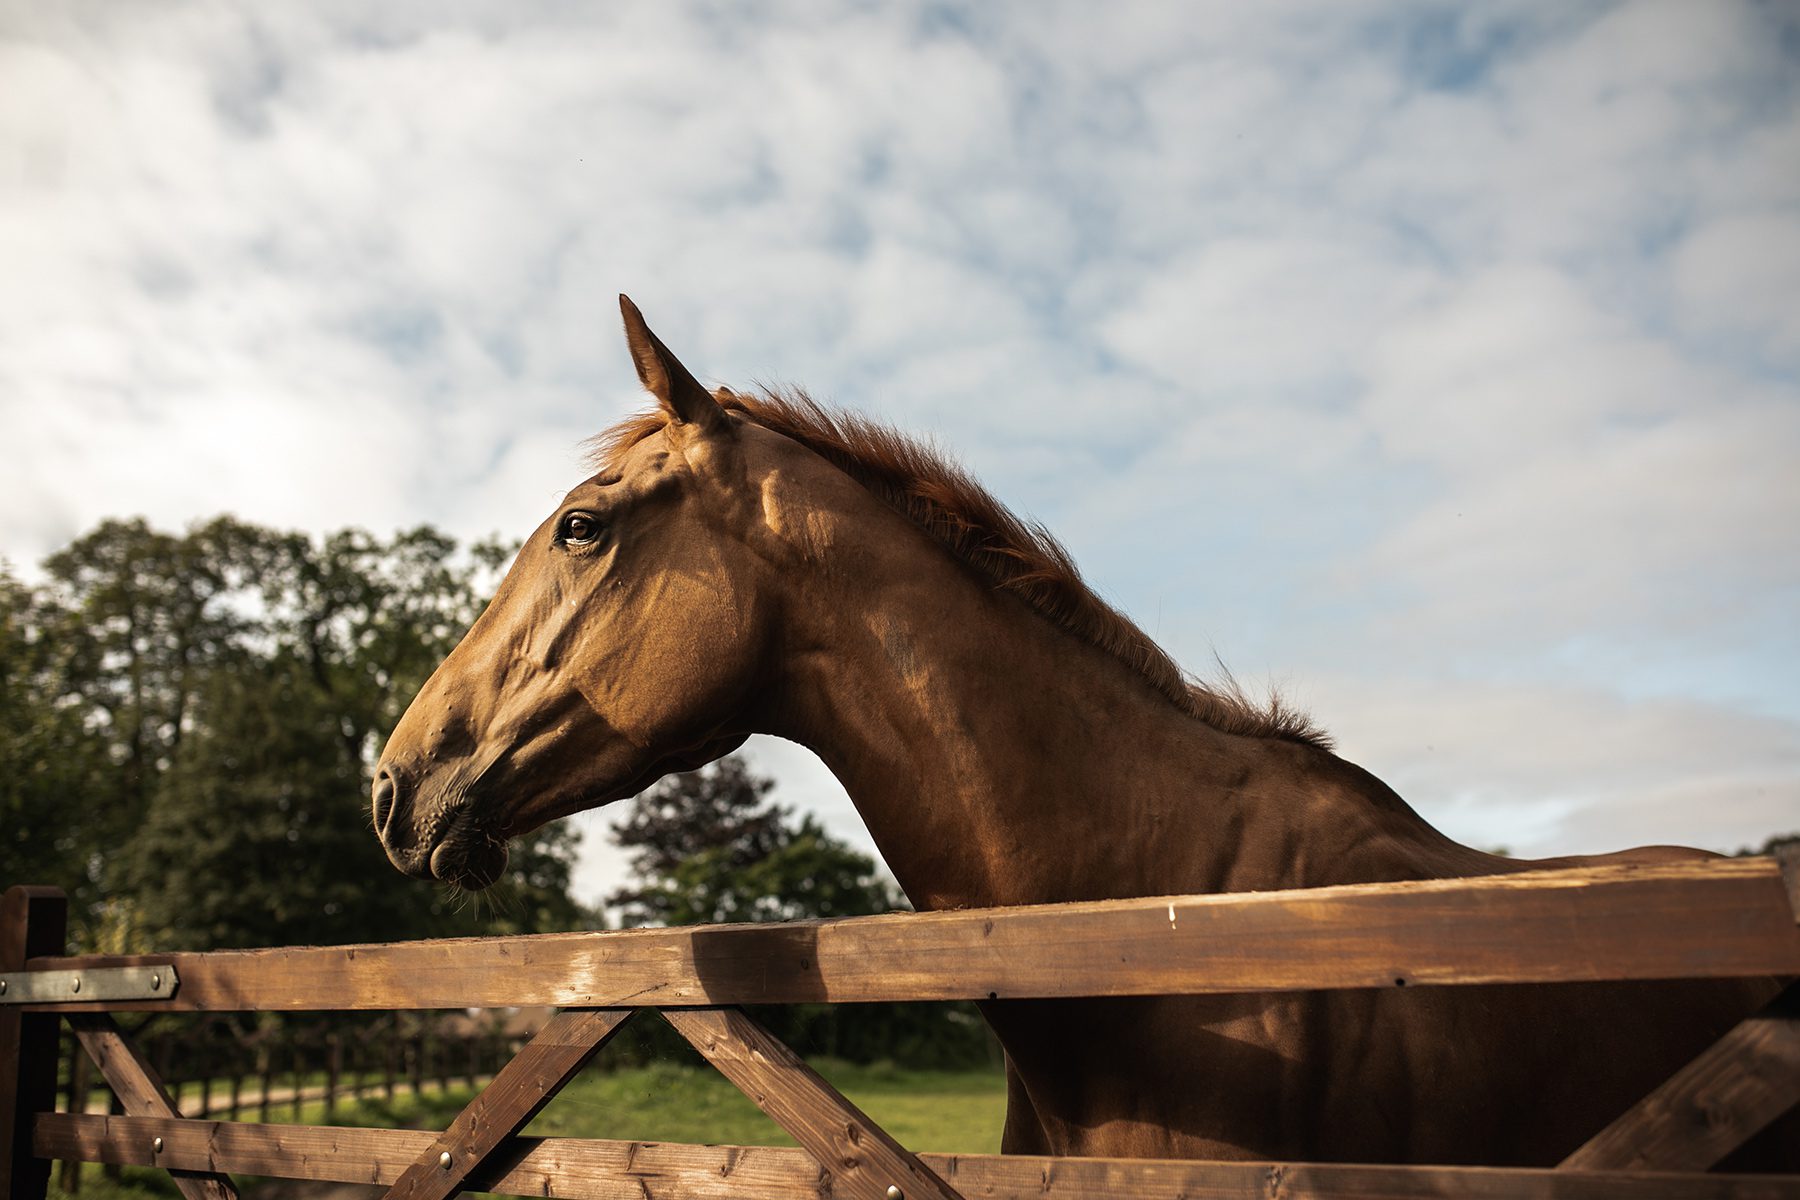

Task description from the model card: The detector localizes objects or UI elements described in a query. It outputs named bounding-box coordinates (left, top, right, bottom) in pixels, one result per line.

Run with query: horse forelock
left=584, top=387, right=1332, bottom=751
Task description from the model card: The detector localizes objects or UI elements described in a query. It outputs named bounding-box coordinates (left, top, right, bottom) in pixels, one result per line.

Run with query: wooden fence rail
left=17, top=860, right=1800, bottom=1012
left=34, top=1113, right=1794, bottom=1200
left=5, top=857, right=1800, bottom=1200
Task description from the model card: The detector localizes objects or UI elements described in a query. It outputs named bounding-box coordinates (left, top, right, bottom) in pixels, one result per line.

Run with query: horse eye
left=558, top=513, right=601, bottom=546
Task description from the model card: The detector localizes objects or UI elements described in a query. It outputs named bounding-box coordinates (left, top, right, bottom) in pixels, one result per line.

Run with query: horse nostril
left=372, top=767, right=400, bottom=841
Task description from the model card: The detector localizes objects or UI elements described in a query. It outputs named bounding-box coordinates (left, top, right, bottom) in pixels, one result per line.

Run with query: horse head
left=372, top=297, right=803, bottom=889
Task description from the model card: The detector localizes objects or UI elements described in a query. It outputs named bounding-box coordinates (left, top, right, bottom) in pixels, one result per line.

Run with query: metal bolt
left=71, top=977, right=80, bottom=994
left=0, top=979, right=7, bottom=995
left=151, top=973, right=162, bottom=990
left=153, top=1137, right=163, bottom=1154
left=887, top=1188, right=903, bottom=1200
left=438, top=1152, right=452, bottom=1170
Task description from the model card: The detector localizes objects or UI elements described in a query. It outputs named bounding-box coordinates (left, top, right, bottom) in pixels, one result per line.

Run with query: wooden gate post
left=1, top=886, right=69, bottom=1200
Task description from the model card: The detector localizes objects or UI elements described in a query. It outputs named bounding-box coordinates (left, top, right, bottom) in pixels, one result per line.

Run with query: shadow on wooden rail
left=4, top=857, right=1800, bottom=1200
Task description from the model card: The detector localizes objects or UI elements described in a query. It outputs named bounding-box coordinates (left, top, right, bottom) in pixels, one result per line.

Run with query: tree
left=125, top=648, right=396, bottom=948
left=608, top=756, right=896, bottom=926
left=0, top=564, right=118, bottom=943
left=659, top=814, right=899, bottom=924
left=2, top=515, right=593, bottom=951
left=1735, top=833, right=1799, bottom=857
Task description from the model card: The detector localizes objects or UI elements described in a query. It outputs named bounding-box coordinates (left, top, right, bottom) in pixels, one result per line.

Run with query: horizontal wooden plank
left=34, top=1113, right=1800, bottom=1199
left=21, top=860, right=1800, bottom=1011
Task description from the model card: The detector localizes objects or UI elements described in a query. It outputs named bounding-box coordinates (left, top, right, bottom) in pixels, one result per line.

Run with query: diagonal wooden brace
left=381, top=1007, right=632, bottom=1200
left=665, top=1007, right=965, bottom=1200
left=1559, top=980, right=1800, bottom=1171
left=64, top=1014, right=237, bottom=1200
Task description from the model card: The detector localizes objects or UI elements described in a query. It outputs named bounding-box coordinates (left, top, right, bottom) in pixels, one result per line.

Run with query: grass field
left=526, top=1059, right=1007, bottom=1153
left=49, top=1060, right=1008, bottom=1200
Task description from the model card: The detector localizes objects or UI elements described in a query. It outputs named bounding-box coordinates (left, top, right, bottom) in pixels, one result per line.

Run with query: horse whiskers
left=436, top=858, right=522, bottom=919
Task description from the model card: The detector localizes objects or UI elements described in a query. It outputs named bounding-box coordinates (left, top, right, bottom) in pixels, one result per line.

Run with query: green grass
left=49, top=1165, right=178, bottom=1200
left=329, top=1059, right=1007, bottom=1154
left=526, top=1059, right=1006, bottom=1154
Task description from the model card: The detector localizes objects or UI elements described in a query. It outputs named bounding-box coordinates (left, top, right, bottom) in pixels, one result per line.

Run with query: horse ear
left=619, top=295, right=726, bottom=432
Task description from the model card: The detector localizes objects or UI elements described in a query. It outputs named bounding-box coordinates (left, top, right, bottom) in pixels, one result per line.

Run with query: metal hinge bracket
left=0, top=965, right=178, bottom=1004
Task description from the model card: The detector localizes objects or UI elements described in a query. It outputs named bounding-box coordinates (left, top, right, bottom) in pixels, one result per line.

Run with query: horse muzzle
left=371, top=763, right=509, bottom=890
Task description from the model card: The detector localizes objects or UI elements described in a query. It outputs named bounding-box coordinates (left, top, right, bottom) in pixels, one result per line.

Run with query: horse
left=371, top=296, right=1788, bottom=1166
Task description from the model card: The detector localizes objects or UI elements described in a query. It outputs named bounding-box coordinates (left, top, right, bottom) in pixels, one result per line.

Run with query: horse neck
left=757, top=524, right=1471, bottom=910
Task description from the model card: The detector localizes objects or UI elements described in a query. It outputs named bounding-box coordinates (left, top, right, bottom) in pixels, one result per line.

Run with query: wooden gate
left=5, top=856, right=1800, bottom=1200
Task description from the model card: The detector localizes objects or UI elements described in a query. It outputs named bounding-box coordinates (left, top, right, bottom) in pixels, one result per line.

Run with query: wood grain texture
left=382, top=1008, right=631, bottom=1200
left=20, top=860, right=1800, bottom=1012
left=34, top=1114, right=1800, bottom=1199
left=665, top=1007, right=961, bottom=1200
left=1, top=887, right=65, bottom=1200
left=1561, top=982, right=1800, bottom=1171
left=63, top=1014, right=237, bottom=1200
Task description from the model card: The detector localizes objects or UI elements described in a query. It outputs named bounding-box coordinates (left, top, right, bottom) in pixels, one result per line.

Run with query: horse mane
left=590, top=387, right=1332, bottom=751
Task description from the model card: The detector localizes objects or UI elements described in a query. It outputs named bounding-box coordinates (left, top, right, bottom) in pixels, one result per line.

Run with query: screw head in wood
left=151, top=973, right=162, bottom=990
left=887, top=1188, right=903, bottom=1200
left=0, top=979, right=7, bottom=995
left=152, top=1137, right=163, bottom=1153
left=71, top=977, right=80, bottom=993
left=438, top=1151, right=452, bottom=1169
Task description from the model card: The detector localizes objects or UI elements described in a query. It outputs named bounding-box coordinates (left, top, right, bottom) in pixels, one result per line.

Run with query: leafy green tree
left=41, top=519, right=242, bottom=811
left=657, top=815, right=898, bottom=924
left=609, top=756, right=896, bottom=926
left=0, top=564, right=118, bottom=943
left=125, top=649, right=393, bottom=948
left=2, top=515, right=593, bottom=951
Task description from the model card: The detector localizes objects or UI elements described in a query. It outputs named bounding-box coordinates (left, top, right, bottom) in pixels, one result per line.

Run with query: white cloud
left=1100, top=234, right=1443, bottom=397
left=1670, top=212, right=1800, bottom=362
left=1312, top=673, right=1800, bottom=858
left=2, top=1, right=1797, bottom=906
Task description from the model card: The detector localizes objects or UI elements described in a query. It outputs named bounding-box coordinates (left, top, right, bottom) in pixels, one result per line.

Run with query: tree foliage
left=609, top=756, right=897, bottom=926
left=0, top=565, right=118, bottom=932
left=1735, top=832, right=1799, bottom=857
left=2, top=515, right=591, bottom=951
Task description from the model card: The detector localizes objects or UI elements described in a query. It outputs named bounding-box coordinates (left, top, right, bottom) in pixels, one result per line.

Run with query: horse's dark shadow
left=685, top=917, right=834, bottom=1005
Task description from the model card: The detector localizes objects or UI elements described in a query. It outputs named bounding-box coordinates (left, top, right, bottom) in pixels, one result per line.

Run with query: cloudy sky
left=4, top=1, right=1796, bottom=907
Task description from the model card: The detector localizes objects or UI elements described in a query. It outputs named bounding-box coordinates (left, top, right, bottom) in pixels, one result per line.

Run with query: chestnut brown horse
left=373, top=297, right=1786, bottom=1166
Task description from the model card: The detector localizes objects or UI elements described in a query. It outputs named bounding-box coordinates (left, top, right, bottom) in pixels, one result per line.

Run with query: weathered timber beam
left=1, top=886, right=65, bottom=1200
left=1561, top=981, right=1800, bottom=1171
left=63, top=1014, right=237, bottom=1200
left=18, top=860, right=1800, bottom=1012
left=35, top=1113, right=1800, bottom=1200
left=383, top=1008, right=632, bottom=1200
left=665, top=1007, right=961, bottom=1200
